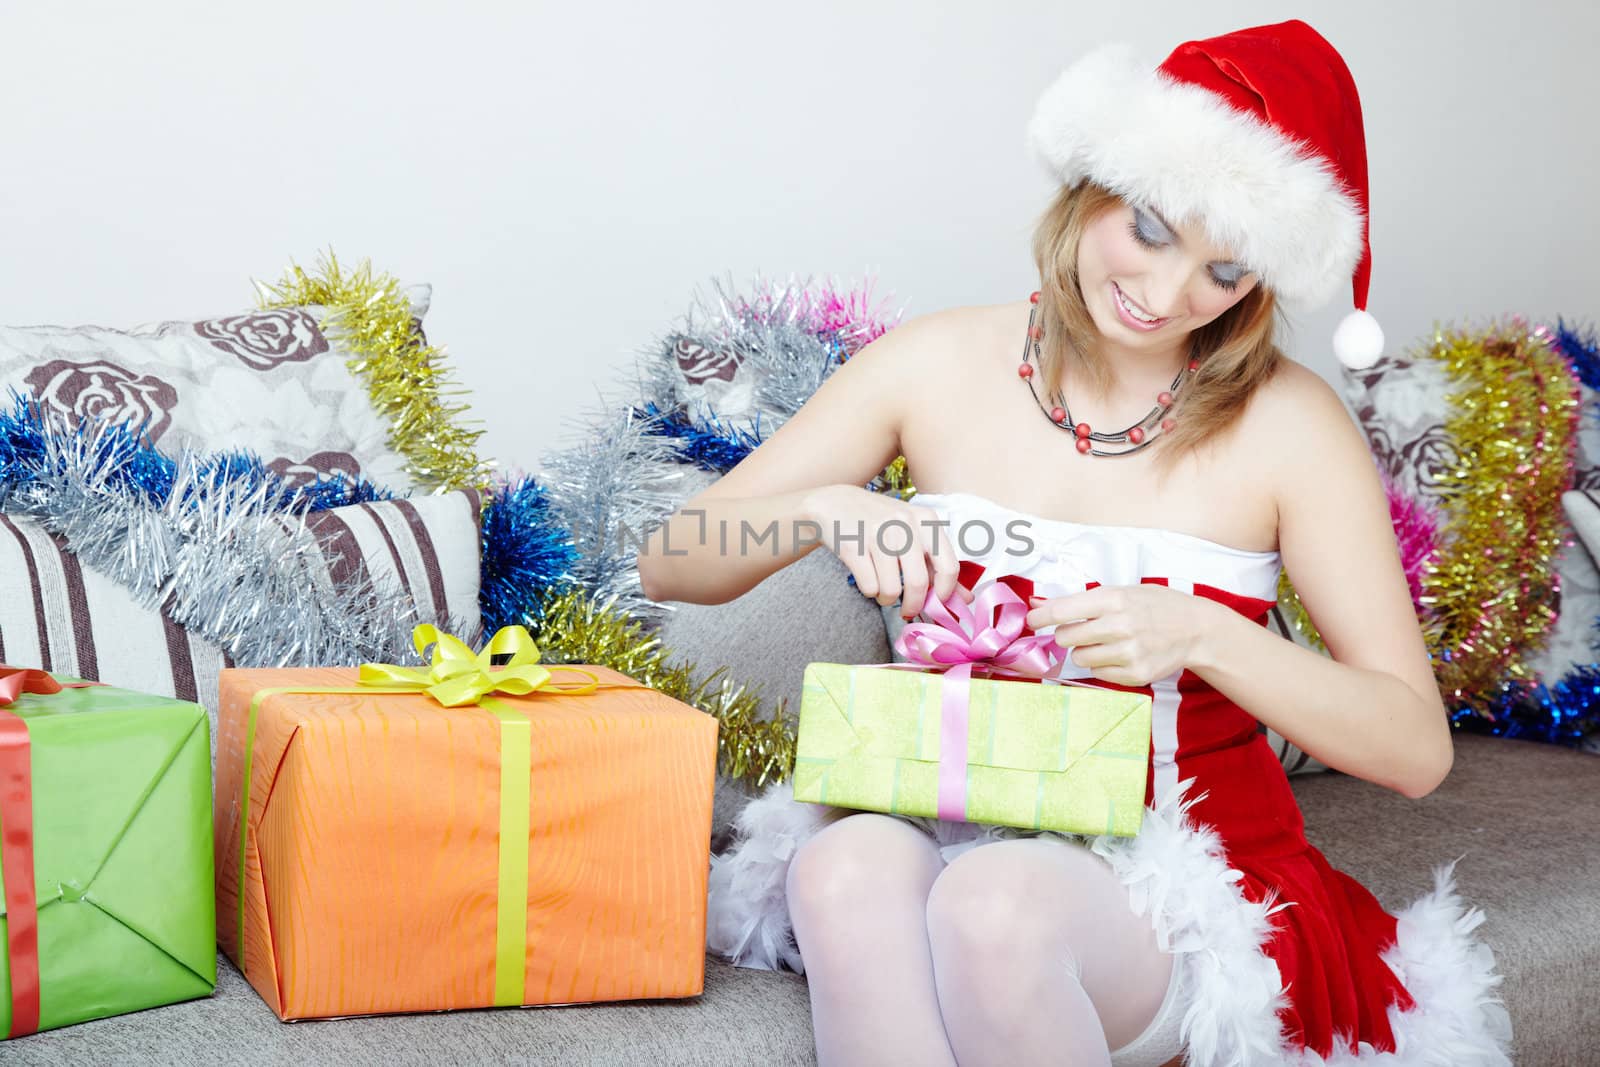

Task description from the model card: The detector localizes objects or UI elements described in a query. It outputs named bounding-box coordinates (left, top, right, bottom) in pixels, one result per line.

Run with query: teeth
left=1116, top=285, right=1160, bottom=324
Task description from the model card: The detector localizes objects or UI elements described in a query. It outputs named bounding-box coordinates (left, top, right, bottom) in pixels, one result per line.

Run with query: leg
left=924, top=838, right=1177, bottom=1067
left=786, top=813, right=958, bottom=1067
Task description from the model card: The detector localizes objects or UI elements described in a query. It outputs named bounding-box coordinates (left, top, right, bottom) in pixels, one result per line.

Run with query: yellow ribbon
left=358, top=624, right=607, bottom=707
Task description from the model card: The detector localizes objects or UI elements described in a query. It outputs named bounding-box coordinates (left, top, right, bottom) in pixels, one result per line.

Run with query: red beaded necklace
left=1016, top=290, right=1198, bottom=457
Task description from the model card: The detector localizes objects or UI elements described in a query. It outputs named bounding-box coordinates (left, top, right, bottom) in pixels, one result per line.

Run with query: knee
left=785, top=814, right=934, bottom=919
left=924, top=844, right=1038, bottom=956
left=925, top=840, right=1114, bottom=973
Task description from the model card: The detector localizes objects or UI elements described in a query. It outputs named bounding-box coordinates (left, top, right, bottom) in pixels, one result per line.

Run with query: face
left=1075, top=200, right=1259, bottom=344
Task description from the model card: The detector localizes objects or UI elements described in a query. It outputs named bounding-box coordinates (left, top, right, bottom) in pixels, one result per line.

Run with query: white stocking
left=924, top=837, right=1177, bottom=1066
left=786, top=813, right=959, bottom=1066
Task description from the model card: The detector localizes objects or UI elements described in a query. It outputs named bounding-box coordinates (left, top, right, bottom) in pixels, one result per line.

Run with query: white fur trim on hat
left=1026, top=44, right=1365, bottom=312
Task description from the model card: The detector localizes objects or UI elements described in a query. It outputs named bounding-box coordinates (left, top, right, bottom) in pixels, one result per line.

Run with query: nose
left=1141, top=257, right=1197, bottom=320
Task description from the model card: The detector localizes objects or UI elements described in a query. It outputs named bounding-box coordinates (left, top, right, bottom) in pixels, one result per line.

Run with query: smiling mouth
left=1113, top=282, right=1168, bottom=327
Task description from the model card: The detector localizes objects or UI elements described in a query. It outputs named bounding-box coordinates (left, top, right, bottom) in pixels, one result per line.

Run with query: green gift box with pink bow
left=792, top=578, right=1152, bottom=836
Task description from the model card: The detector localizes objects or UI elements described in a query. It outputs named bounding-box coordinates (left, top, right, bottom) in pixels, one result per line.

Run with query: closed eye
left=1129, top=207, right=1246, bottom=292
left=1209, top=267, right=1243, bottom=292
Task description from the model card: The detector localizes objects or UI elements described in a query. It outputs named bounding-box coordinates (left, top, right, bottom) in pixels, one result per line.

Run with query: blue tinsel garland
left=1450, top=665, right=1600, bottom=747
left=479, top=475, right=581, bottom=633
left=632, top=401, right=768, bottom=472
left=2, top=393, right=580, bottom=643
left=1552, top=318, right=1600, bottom=389
left=0, top=391, right=392, bottom=512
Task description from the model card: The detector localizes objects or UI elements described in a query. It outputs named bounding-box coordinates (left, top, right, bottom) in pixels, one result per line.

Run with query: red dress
left=706, top=490, right=1514, bottom=1066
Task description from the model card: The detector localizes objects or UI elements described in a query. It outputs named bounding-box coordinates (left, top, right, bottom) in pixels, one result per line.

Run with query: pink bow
left=891, top=580, right=1067, bottom=821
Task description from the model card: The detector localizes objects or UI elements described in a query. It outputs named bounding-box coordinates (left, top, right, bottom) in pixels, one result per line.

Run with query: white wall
left=2, top=1, right=1596, bottom=474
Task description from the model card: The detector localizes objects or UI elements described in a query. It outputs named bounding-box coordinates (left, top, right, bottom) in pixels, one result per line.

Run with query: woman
left=639, top=19, right=1512, bottom=1067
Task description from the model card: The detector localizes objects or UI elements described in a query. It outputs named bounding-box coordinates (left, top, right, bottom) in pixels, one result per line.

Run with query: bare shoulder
left=854, top=301, right=1018, bottom=404
left=870, top=302, right=1000, bottom=367
left=1248, top=358, right=1370, bottom=488
left=683, top=301, right=996, bottom=506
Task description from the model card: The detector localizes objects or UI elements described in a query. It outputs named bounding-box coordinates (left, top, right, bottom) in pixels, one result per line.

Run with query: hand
left=1023, top=584, right=1208, bottom=686
left=804, top=485, right=962, bottom=620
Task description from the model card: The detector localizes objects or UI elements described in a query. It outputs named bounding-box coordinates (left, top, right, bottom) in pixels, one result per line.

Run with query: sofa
left=8, top=539, right=1598, bottom=1066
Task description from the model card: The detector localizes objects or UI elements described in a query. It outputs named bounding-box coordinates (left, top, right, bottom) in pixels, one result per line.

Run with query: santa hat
left=1026, top=19, right=1384, bottom=370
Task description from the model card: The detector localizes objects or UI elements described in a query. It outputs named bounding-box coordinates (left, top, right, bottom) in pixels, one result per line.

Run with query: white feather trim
left=705, top=779, right=839, bottom=973
left=1025, top=43, right=1365, bottom=312
left=1298, top=858, right=1513, bottom=1066
left=706, top=778, right=1512, bottom=1065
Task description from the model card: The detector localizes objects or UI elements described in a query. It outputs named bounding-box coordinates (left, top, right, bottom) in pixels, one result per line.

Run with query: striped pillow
left=0, top=490, right=482, bottom=762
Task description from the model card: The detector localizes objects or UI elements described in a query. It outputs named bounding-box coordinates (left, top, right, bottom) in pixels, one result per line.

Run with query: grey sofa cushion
left=657, top=542, right=891, bottom=719
left=657, top=542, right=890, bottom=853
left=1294, top=732, right=1599, bottom=1066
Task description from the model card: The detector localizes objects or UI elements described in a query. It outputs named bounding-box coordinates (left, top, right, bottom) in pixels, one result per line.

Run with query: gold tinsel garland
left=1277, top=570, right=1326, bottom=654
left=531, top=585, right=797, bottom=787
left=879, top=455, right=916, bottom=500
left=257, top=252, right=490, bottom=492
left=1420, top=322, right=1578, bottom=707
left=1278, top=320, right=1580, bottom=713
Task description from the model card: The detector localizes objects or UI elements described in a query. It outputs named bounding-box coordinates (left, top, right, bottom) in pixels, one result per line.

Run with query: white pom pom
left=1333, top=309, right=1385, bottom=370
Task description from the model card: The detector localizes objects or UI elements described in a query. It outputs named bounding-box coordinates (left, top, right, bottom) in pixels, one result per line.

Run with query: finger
left=922, top=510, right=961, bottom=601
left=1047, top=619, right=1112, bottom=648
left=896, top=539, right=931, bottom=620
left=870, top=545, right=902, bottom=608
left=1069, top=641, right=1128, bottom=670
left=955, top=582, right=975, bottom=604
left=1028, top=589, right=1109, bottom=629
left=842, top=551, right=879, bottom=601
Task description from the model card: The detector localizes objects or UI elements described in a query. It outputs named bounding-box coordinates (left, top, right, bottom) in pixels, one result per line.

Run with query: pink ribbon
left=890, top=581, right=1067, bottom=821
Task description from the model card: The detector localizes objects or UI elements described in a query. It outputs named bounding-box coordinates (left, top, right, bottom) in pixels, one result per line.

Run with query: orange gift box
left=213, top=646, right=718, bottom=1022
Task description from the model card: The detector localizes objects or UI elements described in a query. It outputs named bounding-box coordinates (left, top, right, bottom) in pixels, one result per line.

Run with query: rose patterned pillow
left=0, top=285, right=432, bottom=492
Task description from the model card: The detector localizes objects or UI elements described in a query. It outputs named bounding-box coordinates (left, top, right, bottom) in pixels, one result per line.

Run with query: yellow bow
left=359, top=625, right=603, bottom=707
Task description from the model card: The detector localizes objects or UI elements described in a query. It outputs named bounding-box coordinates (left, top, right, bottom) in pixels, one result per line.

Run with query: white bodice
left=906, top=490, right=1283, bottom=602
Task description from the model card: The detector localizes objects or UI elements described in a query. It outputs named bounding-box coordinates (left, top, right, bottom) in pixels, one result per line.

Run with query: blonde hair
left=1028, top=181, right=1289, bottom=482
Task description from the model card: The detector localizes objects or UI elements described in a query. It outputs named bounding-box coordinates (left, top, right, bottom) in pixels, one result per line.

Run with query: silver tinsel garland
left=639, top=273, right=881, bottom=428
left=539, top=274, right=904, bottom=632
left=538, top=403, right=694, bottom=632
left=5, top=409, right=473, bottom=668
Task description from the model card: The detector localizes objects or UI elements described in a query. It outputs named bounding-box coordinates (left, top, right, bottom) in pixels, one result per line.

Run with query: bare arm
left=638, top=313, right=945, bottom=606
left=1187, top=370, right=1453, bottom=798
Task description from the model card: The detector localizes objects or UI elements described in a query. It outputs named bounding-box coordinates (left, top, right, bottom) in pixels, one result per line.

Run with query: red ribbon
left=0, top=666, right=102, bottom=1039
left=0, top=666, right=70, bottom=709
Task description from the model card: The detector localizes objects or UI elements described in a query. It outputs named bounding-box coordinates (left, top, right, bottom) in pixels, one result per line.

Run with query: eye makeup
left=1128, top=206, right=1247, bottom=292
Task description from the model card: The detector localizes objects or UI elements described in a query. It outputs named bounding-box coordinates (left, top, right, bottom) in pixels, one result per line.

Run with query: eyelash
left=1126, top=219, right=1241, bottom=292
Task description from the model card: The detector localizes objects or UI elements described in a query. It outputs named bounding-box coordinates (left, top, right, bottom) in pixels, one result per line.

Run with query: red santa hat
left=1026, top=19, right=1384, bottom=370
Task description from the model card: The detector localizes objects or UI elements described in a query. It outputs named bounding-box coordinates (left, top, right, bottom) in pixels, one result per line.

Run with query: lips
left=1112, top=282, right=1168, bottom=330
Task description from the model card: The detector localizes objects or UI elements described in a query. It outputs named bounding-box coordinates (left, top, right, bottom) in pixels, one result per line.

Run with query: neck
left=1072, top=335, right=1188, bottom=403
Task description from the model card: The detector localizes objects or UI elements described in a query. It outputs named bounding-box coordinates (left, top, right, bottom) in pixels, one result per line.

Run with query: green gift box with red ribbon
left=0, top=666, right=216, bottom=1040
